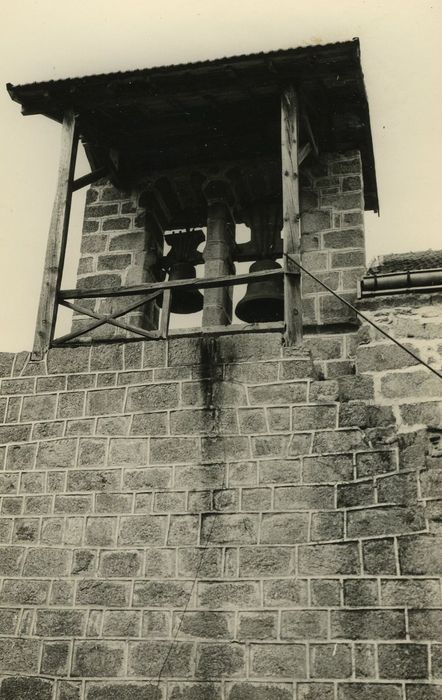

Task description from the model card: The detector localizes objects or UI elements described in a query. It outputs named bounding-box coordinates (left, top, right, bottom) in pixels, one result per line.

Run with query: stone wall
left=0, top=293, right=441, bottom=699
left=73, top=150, right=365, bottom=338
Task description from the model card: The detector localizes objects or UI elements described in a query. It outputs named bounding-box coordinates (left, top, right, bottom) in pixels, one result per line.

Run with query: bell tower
left=8, top=39, right=377, bottom=356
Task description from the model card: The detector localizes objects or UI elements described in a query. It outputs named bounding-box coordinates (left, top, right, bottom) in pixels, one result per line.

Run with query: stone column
left=202, top=181, right=235, bottom=327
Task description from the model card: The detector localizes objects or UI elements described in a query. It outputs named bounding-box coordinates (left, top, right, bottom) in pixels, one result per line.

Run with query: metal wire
left=284, top=252, right=442, bottom=381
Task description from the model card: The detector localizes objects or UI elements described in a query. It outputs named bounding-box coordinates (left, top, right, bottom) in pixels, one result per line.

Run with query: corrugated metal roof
left=368, top=250, right=442, bottom=275
left=7, top=39, right=359, bottom=92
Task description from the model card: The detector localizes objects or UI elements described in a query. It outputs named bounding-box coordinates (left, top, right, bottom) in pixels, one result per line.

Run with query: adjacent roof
left=7, top=39, right=378, bottom=211
left=368, top=250, right=442, bottom=275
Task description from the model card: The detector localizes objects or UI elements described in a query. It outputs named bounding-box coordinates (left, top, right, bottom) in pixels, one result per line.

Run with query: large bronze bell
left=235, top=259, right=284, bottom=323
left=161, top=261, right=204, bottom=314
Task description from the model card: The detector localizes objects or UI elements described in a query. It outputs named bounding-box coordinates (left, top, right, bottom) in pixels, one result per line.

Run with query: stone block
left=310, top=579, right=341, bottom=606
left=409, top=611, right=442, bottom=640
left=343, top=579, right=378, bottom=606
left=201, top=514, right=258, bottom=545
left=0, top=637, right=40, bottom=673
left=130, top=412, right=168, bottom=435
left=237, top=612, right=277, bottom=640
left=72, top=641, right=125, bottom=677
left=313, top=428, right=365, bottom=453
left=381, top=370, right=442, bottom=400
left=124, top=467, right=171, bottom=490
left=85, top=683, right=164, bottom=700
left=168, top=515, right=199, bottom=545
left=252, top=435, right=290, bottom=458
left=175, top=611, right=234, bottom=639
left=303, top=453, right=353, bottom=483
left=238, top=547, right=294, bottom=577
left=310, top=643, right=352, bottom=678
left=378, top=643, right=428, bottom=679
left=1, top=579, right=49, bottom=605
left=347, top=506, right=425, bottom=538
left=57, top=391, right=85, bottom=418
left=177, top=548, right=222, bottom=579
left=142, top=610, right=171, bottom=638
left=241, top=487, right=272, bottom=510
left=71, top=550, right=97, bottom=575
left=399, top=535, right=442, bottom=575
left=356, top=451, right=397, bottom=478
left=274, top=485, right=335, bottom=510
left=261, top=513, right=309, bottom=544
left=198, top=581, right=260, bottom=609
left=196, top=642, right=245, bottom=677
left=67, top=469, right=121, bottom=492
left=281, top=610, right=328, bottom=639
left=47, top=346, right=90, bottom=374
left=150, top=437, right=200, bottom=464
left=54, top=495, right=93, bottom=514
left=125, top=383, right=179, bottom=412
left=292, top=404, right=337, bottom=430
left=86, top=388, right=125, bottom=415
left=21, top=394, right=57, bottom=421
left=41, top=640, right=71, bottom=675
left=362, top=539, right=397, bottom=576
left=311, top=511, right=344, bottom=541
left=228, top=683, right=294, bottom=700
left=263, top=579, right=308, bottom=607
left=23, top=548, right=69, bottom=576
left=357, top=343, right=419, bottom=372
left=337, top=481, right=375, bottom=508
left=119, top=515, right=167, bottom=546
left=258, top=459, right=300, bottom=484
left=102, top=611, right=141, bottom=638
left=248, top=382, right=308, bottom=405
left=169, top=683, right=221, bottom=700
left=381, top=579, right=441, bottom=608
left=108, top=437, right=148, bottom=466
left=331, top=609, right=405, bottom=639
left=323, top=228, right=364, bottom=248
left=250, top=643, right=306, bottom=678
left=133, top=581, right=192, bottom=608
left=0, top=546, right=24, bottom=575
left=35, top=438, right=77, bottom=469
left=0, top=676, right=53, bottom=700
left=377, top=472, right=418, bottom=505
left=299, top=542, right=360, bottom=575
left=76, top=580, right=130, bottom=607
left=6, top=443, right=37, bottom=470
left=128, top=640, right=194, bottom=677
left=337, top=683, right=402, bottom=699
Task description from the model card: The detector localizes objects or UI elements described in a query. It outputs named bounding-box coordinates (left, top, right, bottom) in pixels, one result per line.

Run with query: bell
left=161, top=261, right=204, bottom=314
left=235, top=259, right=284, bottom=323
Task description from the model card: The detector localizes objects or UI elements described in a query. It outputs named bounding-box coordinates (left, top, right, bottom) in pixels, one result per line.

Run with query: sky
left=0, top=0, right=441, bottom=351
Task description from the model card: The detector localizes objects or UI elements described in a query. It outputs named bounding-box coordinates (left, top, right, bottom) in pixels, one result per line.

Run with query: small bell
left=235, top=259, right=284, bottom=323
left=159, top=229, right=205, bottom=315
left=164, top=261, right=204, bottom=314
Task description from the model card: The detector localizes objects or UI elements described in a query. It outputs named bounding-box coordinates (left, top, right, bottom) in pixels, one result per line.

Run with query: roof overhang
left=7, top=39, right=379, bottom=212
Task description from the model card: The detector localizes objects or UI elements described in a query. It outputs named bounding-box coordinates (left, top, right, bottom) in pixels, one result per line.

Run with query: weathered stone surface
left=0, top=676, right=53, bottom=700
left=85, top=683, right=162, bottom=700
left=72, top=641, right=125, bottom=677
left=378, top=643, right=428, bottom=679
left=250, top=643, right=306, bottom=677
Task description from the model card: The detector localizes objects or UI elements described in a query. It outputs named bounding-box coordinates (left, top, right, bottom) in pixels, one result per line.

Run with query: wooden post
left=281, top=86, right=303, bottom=346
left=32, top=111, right=78, bottom=360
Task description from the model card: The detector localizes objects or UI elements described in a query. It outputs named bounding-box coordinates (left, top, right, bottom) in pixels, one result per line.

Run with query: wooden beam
left=31, top=111, right=78, bottom=360
left=59, top=267, right=283, bottom=301
left=72, top=166, right=108, bottom=192
left=159, top=289, right=172, bottom=339
left=281, top=86, right=303, bottom=346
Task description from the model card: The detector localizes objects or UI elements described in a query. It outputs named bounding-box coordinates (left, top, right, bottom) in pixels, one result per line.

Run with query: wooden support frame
left=32, top=111, right=78, bottom=360
left=281, top=86, right=303, bottom=346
